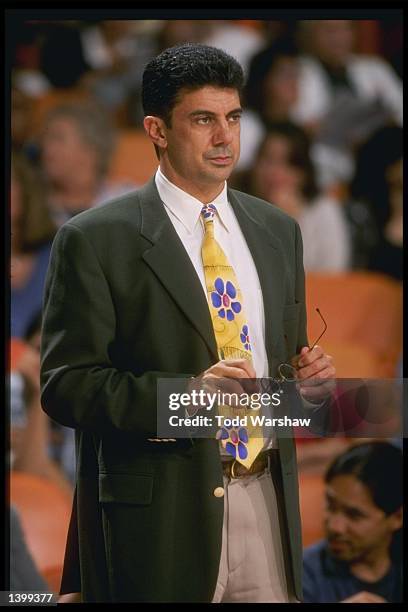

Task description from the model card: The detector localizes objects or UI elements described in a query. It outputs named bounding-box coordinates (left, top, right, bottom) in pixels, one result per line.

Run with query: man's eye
left=347, top=510, right=364, bottom=520
left=197, top=117, right=211, bottom=124
left=229, top=114, right=241, bottom=122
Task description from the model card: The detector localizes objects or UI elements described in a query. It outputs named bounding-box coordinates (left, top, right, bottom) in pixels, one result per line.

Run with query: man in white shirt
left=41, top=43, right=335, bottom=603
left=294, top=20, right=403, bottom=188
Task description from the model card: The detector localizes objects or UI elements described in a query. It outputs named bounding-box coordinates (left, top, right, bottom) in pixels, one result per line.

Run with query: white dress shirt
left=155, top=167, right=277, bottom=452
left=156, top=167, right=269, bottom=377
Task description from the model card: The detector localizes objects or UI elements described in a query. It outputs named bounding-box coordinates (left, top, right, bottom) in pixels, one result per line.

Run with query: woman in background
left=11, top=152, right=57, bottom=338
left=234, top=122, right=351, bottom=272
left=40, top=100, right=136, bottom=227
left=347, top=125, right=402, bottom=281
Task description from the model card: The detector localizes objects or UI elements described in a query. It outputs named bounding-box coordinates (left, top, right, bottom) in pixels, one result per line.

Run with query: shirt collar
left=155, top=166, right=231, bottom=234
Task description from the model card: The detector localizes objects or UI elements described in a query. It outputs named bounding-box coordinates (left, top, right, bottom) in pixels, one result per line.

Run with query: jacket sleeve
left=40, top=222, right=192, bottom=438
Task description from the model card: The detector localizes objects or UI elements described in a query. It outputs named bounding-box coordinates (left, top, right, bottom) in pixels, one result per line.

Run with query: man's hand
left=189, top=358, right=258, bottom=411
left=292, top=345, right=336, bottom=403
left=341, top=591, right=387, bottom=603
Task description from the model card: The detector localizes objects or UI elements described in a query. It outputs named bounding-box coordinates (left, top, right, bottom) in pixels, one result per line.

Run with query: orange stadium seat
left=10, top=472, right=73, bottom=592
left=298, top=472, right=325, bottom=548
left=305, top=272, right=402, bottom=378
left=108, top=129, right=158, bottom=186
left=319, top=341, right=389, bottom=378
left=9, top=338, right=29, bottom=371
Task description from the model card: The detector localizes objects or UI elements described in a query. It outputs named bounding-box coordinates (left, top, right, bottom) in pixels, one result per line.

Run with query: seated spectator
left=238, top=35, right=301, bottom=171
left=11, top=152, right=57, bottom=338
left=303, top=441, right=402, bottom=603
left=11, top=22, right=51, bottom=100
left=346, top=125, right=402, bottom=281
left=292, top=20, right=402, bottom=189
left=10, top=312, right=74, bottom=497
left=40, top=101, right=137, bottom=226
left=294, top=20, right=403, bottom=130
left=233, top=123, right=351, bottom=272
left=38, top=23, right=91, bottom=91
left=11, top=85, right=33, bottom=149
left=200, top=20, right=265, bottom=76
left=28, top=312, right=77, bottom=485
left=245, top=35, right=301, bottom=125
left=157, top=20, right=264, bottom=75
left=80, top=20, right=159, bottom=127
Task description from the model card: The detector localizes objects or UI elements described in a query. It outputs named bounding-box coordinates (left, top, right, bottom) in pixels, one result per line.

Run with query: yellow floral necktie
left=200, top=203, right=264, bottom=469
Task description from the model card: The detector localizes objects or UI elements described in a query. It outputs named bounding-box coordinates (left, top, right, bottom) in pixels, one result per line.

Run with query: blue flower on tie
left=211, top=278, right=242, bottom=321
left=201, top=203, right=217, bottom=219
left=240, top=324, right=251, bottom=351
left=220, top=425, right=249, bottom=460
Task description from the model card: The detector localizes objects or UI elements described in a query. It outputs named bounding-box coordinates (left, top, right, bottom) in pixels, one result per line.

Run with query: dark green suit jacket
left=40, top=178, right=309, bottom=602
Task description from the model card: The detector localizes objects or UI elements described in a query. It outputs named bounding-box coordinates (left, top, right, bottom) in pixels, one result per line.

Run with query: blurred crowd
left=8, top=18, right=403, bottom=582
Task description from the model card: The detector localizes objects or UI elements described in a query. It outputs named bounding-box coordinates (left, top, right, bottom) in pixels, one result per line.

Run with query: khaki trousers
left=212, top=460, right=298, bottom=603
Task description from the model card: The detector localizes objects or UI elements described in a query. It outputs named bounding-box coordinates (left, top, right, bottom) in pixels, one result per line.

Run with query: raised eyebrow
left=227, top=107, right=243, bottom=117
left=188, top=108, right=243, bottom=118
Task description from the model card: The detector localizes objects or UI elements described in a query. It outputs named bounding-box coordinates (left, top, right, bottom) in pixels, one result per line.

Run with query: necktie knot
left=201, top=203, right=217, bottom=221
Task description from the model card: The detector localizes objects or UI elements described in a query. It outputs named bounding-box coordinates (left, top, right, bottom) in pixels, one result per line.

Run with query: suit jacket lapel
left=228, top=189, right=285, bottom=375
left=138, top=178, right=219, bottom=361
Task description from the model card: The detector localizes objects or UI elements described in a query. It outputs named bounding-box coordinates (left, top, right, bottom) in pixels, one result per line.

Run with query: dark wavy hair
left=325, top=441, right=402, bottom=514
left=11, top=151, right=57, bottom=253
left=142, top=43, right=244, bottom=128
left=244, top=35, right=299, bottom=117
left=255, top=122, right=318, bottom=201
left=350, top=125, right=403, bottom=231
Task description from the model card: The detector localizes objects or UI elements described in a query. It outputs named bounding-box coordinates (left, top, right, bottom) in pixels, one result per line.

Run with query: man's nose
left=326, top=512, right=347, bottom=535
left=213, top=120, right=233, bottom=146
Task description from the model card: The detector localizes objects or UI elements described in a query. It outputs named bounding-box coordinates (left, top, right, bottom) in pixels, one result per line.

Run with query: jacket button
left=213, top=487, right=224, bottom=498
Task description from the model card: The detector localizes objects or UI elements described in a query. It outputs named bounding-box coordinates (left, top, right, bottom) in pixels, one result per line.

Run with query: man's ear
left=389, top=506, right=403, bottom=532
left=143, top=116, right=168, bottom=154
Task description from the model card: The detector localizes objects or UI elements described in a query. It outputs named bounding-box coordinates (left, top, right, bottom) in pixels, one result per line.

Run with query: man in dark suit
left=40, top=43, right=335, bottom=603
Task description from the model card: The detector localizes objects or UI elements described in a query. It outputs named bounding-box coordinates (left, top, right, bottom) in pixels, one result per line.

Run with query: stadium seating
left=305, top=272, right=402, bottom=378
left=298, top=472, right=325, bottom=547
left=10, top=472, right=72, bottom=593
left=108, top=129, right=158, bottom=186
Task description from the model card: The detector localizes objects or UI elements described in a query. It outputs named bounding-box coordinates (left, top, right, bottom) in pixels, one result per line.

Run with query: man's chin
left=328, top=541, right=354, bottom=561
left=213, top=165, right=235, bottom=182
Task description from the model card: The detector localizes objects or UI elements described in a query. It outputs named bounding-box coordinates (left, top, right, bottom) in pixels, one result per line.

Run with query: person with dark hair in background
left=11, top=152, right=57, bottom=338
left=245, top=36, right=301, bottom=127
left=294, top=21, right=403, bottom=131
left=346, top=125, right=403, bottom=281
left=233, top=122, right=351, bottom=272
left=303, top=441, right=403, bottom=603
left=41, top=43, right=335, bottom=603
left=39, top=23, right=91, bottom=90
left=237, top=35, right=302, bottom=172
left=294, top=20, right=402, bottom=191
